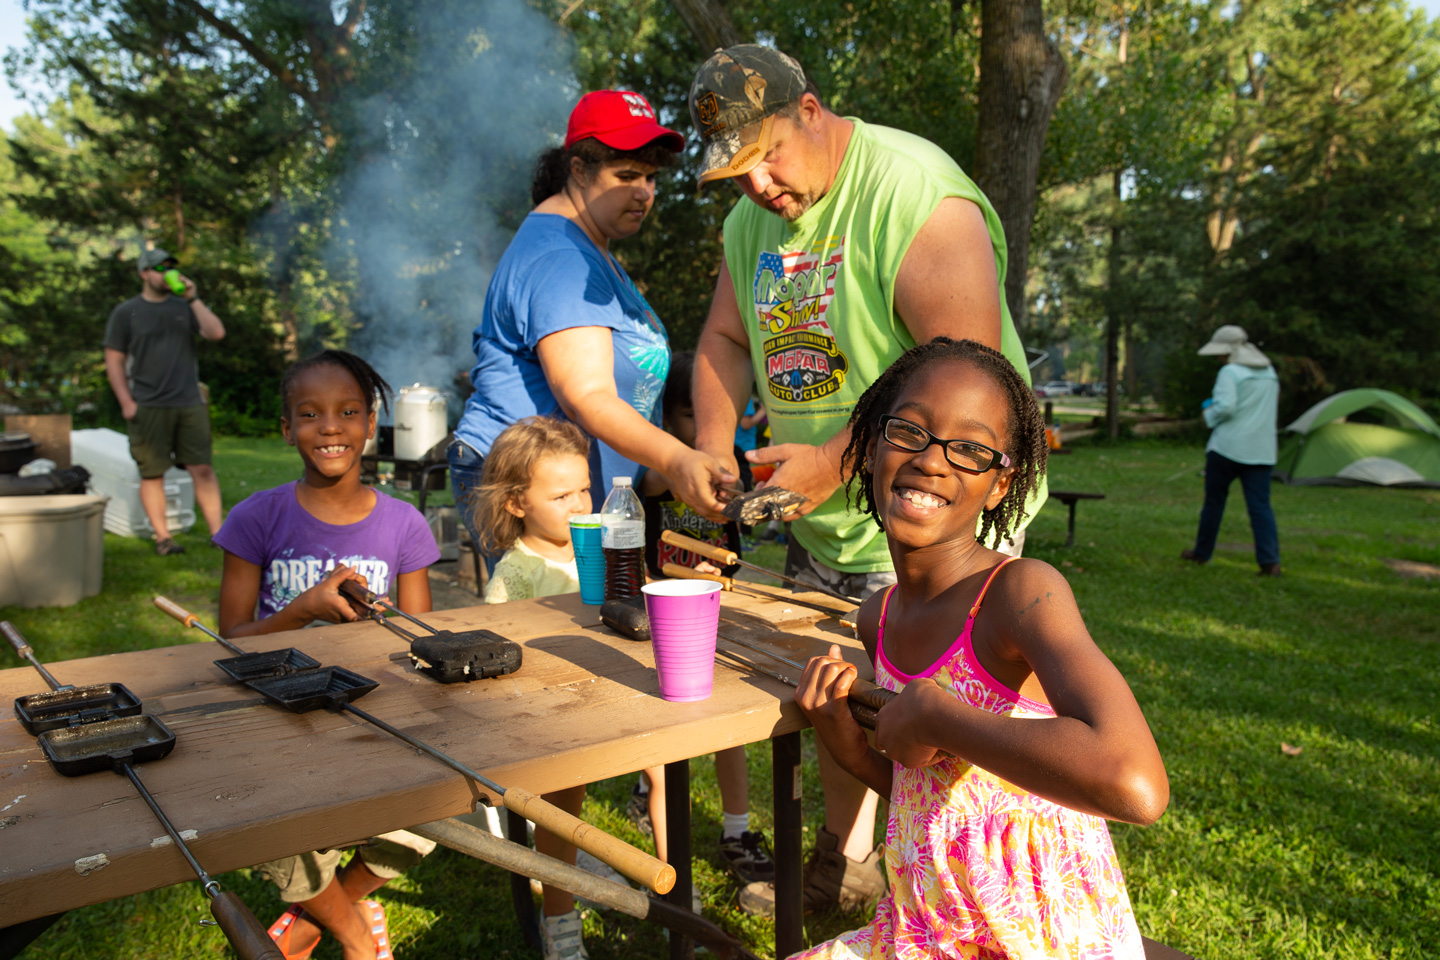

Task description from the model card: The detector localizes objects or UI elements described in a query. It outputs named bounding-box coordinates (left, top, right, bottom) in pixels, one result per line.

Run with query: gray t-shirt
left=102, top=295, right=203, bottom=407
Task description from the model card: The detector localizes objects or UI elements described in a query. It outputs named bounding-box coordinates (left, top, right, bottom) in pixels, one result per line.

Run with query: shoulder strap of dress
left=966, top=556, right=1021, bottom=622
left=875, top=583, right=899, bottom=645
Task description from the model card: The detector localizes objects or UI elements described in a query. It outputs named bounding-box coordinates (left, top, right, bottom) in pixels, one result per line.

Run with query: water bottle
left=162, top=269, right=186, bottom=296
left=600, top=476, right=646, bottom=602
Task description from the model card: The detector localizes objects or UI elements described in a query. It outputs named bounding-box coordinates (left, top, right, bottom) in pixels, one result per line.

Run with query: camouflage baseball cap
left=689, top=44, right=808, bottom=185
left=136, top=248, right=177, bottom=273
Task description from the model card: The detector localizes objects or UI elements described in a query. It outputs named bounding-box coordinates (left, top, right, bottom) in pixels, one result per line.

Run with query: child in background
left=631, top=352, right=775, bottom=888
left=475, top=416, right=593, bottom=604
left=472, top=414, right=601, bottom=960
left=215, top=349, right=441, bottom=960
left=793, top=337, right=1168, bottom=959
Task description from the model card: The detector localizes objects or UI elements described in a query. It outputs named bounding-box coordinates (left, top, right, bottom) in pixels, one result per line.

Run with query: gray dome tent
left=1275, top=389, right=1440, bottom=487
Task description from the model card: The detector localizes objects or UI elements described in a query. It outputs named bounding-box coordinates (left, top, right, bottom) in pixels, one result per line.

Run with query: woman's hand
left=875, top=678, right=948, bottom=769
left=795, top=644, right=871, bottom=769
left=296, top=566, right=370, bottom=624
left=666, top=446, right=739, bottom=523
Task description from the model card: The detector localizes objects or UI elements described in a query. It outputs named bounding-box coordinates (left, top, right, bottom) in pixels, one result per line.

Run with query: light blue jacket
left=1204, top=363, right=1280, bottom=465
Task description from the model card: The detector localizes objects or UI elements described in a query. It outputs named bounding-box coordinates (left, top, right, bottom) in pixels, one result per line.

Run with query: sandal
left=267, top=904, right=321, bottom=960
left=361, top=899, right=393, bottom=960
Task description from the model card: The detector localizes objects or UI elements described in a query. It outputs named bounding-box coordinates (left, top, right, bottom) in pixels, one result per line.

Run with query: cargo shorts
left=257, top=829, right=437, bottom=903
left=127, top=404, right=212, bottom=479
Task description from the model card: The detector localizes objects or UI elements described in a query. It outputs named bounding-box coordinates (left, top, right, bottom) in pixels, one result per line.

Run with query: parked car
left=1037, top=380, right=1075, bottom=397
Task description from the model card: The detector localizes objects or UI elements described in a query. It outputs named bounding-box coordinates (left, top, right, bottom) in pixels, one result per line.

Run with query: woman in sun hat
left=1181, top=324, right=1283, bottom=576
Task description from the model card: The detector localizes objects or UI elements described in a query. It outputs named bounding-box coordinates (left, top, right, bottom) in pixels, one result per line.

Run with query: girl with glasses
left=789, top=337, right=1168, bottom=960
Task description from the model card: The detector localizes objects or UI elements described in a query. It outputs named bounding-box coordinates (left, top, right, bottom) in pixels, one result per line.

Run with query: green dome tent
left=1275, top=389, right=1440, bottom=487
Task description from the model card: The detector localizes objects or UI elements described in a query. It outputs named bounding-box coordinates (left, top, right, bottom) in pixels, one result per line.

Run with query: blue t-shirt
left=214, top=482, right=440, bottom=619
left=734, top=398, right=761, bottom=452
left=455, top=213, right=671, bottom=493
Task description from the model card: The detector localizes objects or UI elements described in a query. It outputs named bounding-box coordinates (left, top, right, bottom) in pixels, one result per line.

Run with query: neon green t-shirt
left=722, top=118, right=1045, bottom=572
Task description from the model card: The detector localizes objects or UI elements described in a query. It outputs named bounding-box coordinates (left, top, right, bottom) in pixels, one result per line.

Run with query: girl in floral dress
left=793, top=338, right=1169, bottom=959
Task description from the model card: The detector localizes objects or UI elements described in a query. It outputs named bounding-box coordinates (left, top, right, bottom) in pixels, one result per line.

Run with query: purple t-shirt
left=214, top=482, right=440, bottom=620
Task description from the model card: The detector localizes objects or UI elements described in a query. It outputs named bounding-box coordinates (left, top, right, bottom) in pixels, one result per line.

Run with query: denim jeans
left=1193, top=450, right=1280, bottom=567
left=447, top=439, right=499, bottom=576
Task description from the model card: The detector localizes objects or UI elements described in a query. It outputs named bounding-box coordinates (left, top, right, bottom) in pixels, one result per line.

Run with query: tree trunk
left=973, top=0, right=1068, bottom=333
left=669, top=0, right=745, bottom=53
left=1106, top=169, right=1122, bottom=438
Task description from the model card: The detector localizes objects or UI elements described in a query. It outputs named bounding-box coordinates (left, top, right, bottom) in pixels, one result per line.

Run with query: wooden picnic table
left=0, top=588, right=864, bottom=956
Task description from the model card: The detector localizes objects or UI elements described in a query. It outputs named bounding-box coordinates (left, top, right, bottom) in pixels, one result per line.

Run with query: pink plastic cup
left=642, top=579, right=723, bottom=702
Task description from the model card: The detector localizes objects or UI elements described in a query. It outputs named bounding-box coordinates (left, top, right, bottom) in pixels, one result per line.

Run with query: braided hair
left=280, top=349, right=393, bottom=418
left=840, top=337, right=1048, bottom=548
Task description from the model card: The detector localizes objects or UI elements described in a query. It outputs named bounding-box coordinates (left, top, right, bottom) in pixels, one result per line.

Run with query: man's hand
left=120, top=398, right=138, bottom=421
left=747, top=442, right=843, bottom=519
left=668, top=446, right=739, bottom=523
left=179, top=273, right=199, bottom=302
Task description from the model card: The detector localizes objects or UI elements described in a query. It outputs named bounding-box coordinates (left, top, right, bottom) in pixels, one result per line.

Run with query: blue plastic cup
left=569, top=514, right=605, bottom=605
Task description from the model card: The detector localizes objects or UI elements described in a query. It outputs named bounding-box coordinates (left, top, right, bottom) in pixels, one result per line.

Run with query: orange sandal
left=361, top=899, right=393, bottom=960
left=267, top=904, right=322, bottom=960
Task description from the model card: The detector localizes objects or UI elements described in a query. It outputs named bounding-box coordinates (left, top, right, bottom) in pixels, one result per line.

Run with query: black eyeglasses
left=879, top=415, right=1011, bottom=474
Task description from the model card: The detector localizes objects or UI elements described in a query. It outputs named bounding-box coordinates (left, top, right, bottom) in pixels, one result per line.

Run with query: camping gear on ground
left=660, top=562, right=858, bottom=621
left=412, top=817, right=761, bottom=960
left=5, top=621, right=143, bottom=733
left=0, top=433, right=39, bottom=474
left=152, top=601, right=675, bottom=896
left=33, top=714, right=282, bottom=959
left=337, top=580, right=523, bottom=683
left=0, top=464, right=90, bottom=497
left=0, top=495, right=107, bottom=609
left=660, top=530, right=863, bottom=605
left=154, top=597, right=321, bottom=682
left=1275, top=388, right=1440, bottom=487
left=71, top=428, right=196, bottom=537
left=393, top=384, right=449, bottom=462
left=721, top=486, right=807, bottom=525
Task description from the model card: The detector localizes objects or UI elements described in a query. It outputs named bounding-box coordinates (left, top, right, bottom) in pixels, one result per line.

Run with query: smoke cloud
left=333, top=0, right=577, bottom=416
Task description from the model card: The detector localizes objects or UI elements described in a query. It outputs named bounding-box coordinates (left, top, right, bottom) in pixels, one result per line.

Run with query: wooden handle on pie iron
left=661, top=562, right=733, bottom=590
left=209, top=890, right=285, bottom=960
left=660, top=530, right=738, bottom=568
left=500, top=787, right=676, bottom=895
left=153, top=595, right=202, bottom=629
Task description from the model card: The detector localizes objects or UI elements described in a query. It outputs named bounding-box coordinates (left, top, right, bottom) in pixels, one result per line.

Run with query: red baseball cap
left=565, top=90, right=685, bottom=153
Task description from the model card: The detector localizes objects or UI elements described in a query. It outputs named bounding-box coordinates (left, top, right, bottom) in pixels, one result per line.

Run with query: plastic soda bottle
left=600, top=476, right=646, bottom=602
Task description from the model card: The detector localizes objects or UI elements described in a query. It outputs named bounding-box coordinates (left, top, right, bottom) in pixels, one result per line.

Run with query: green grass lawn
left=3, top=436, right=1437, bottom=958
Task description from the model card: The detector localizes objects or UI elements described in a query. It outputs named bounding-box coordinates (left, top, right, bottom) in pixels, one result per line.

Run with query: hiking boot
left=1258, top=563, right=1282, bottom=577
left=540, top=909, right=589, bottom=960
left=626, top=777, right=652, bottom=837
left=1179, top=548, right=1205, bottom=564
left=155, top=538, right=186, bottom=556
left=718, top=830, right=774, bottom=883
left=736, top=827, right=885, bottom=917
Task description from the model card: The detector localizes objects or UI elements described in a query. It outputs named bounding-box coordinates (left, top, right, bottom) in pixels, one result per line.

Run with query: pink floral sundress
left=793, top=558, right=1144, bottom=960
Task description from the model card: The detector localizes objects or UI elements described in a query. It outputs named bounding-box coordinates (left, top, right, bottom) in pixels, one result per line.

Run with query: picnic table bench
left=1048, top=489, right=1106, bottom=547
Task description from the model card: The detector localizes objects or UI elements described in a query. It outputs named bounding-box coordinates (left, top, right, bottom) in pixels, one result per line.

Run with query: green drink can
left=162, top=269, right=186, bottom=296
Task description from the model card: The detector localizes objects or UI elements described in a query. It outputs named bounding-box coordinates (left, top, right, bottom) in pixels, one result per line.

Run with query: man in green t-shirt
left=103, top=247, right=227, bottom=555
left=672, top=44, right=1045, bottom=917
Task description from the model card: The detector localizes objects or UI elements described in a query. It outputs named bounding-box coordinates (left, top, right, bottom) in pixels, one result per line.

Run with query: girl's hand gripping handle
left=659, top=530, right=738, bottom=568
left=500, top=787, right=677, bottom=895
left=208, top=890, right=284, bottom=960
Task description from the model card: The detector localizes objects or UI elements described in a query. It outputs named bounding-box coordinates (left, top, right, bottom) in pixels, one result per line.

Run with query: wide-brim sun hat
left=1199, top=324, right=1271, bottom=368
left=565, top=90, right=684, bottom=153
left=688, top=44, right=808, bottom=184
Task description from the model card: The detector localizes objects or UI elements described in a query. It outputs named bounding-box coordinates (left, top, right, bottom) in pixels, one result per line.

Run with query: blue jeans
left=447, top=439, right=499, bottom=576
left=1193, top=450, right=1280, bottom=567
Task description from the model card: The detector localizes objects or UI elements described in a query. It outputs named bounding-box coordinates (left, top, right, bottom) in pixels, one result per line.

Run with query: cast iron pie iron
left=153, top=596, right=320, bottom=682
left=33, top=713, right=282, bottom=959
left=338, top=580, right=522, bottom=683
left=721, top=485, right=807, bottom=525
left=4, top=620, right=143, bottom=734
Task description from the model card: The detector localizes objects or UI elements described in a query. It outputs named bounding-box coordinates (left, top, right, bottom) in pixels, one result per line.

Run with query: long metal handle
left=660, top=563, right=856, bottom=618
left=338, top=580, right=438, bottom=636
left=339, top=704, right=675, bottom=895
left=152, top=597, right=245, bottom=655
left=659, top=530, right=861, bottom=604
left=2, top=620, right=68, bottom=691
left=716, top=632, right=896, bottom=721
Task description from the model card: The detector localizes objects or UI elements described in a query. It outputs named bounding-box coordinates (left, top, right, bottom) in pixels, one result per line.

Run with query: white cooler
left=71, top=428, right=197, bottom=538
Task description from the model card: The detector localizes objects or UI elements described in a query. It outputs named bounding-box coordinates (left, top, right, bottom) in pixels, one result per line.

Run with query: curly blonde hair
left=474, top=416, right=591, bottom=556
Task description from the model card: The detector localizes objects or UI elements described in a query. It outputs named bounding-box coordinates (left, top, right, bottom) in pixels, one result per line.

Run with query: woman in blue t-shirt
left=450, top=89, right=734, bottom=569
